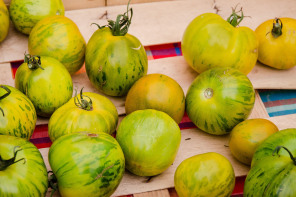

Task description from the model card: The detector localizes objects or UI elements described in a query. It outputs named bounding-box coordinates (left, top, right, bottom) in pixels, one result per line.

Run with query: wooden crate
left=1, top=0, right=296, bottom=196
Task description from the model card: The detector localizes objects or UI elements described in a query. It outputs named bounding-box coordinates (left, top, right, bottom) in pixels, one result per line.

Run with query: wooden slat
left=0, top=63, right=14, bottom=86
left=3, top=0, right=296, bottom=63
left=133, top=189, right=170, bottom=197
left=248, top=91, right=269, bottom=119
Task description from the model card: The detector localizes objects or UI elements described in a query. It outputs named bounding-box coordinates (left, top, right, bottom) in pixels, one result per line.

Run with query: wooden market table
left=1, top=0, right=296, bottom=196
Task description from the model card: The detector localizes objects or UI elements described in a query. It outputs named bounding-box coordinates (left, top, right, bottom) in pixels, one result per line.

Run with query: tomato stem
left=271, top=18, right=283, bottom=38
left=24, top=53, right=44, bottom=70
left=92, top=0, right=133, bottom=36
left=227, top=5, right=244, bottom=27
left=48, top=171, right=58, bottom=197
left=74, top=88, right=93, bottom=111
left=0, top=85, right=11, bottom=117
left=0, top=146, right=26, bottom=171
left=273, top=146, right=296, bottom=165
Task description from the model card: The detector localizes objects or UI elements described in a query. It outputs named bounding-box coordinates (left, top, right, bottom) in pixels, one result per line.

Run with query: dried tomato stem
left=271, top=18, right=283, bottom=38
left=74, top=88, right=93, bottom=111
left=273, top=146, right=296, bottom=165
left=0, top=146, right=26, bottom=171
left=24, top=53, right=44, bottom=70
left=0, top=85, right=11, bottom=117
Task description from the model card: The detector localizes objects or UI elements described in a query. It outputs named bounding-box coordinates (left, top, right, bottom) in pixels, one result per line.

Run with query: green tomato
left=48, top=90, right=118, bottom=142
left=0, top=0, right=9, bottom=42
left=186, top=67, right=255, bottom=135
left=0, top=85, right=36, bottom=139
left=9, top=0, right=64, bottom=35
left=174, top=152, right=235, bottom=197
left=15, top=55, right=73, bottom=117
left=28, top=15, right=86, bottom=74
left=244, top=128, right=296, bottom=196
left=0, top=135, right=48, bottom=196
left=116, top=109, right=181, bottom=176
left=49, top=132, right=125, bottom=197
left=182, top=12, right=258, bottom=74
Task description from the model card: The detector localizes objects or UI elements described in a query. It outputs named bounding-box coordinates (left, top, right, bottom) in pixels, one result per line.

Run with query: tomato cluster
left=1, top=0, right=296, bottom=196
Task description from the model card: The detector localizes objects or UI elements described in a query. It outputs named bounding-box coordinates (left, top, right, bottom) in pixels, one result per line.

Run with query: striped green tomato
left=244, top=128, right=296, bottom=196
left=28, top=15, right=86, bottom=74
left=0, top=85, right=36, bottom=139
left=186, top=67, right=255, bottom=135
left=0, top=0, right=9, bottom=42
left=49, top=132, right=125, bottom=197
left=174, top=152, right=235, bottom=197
left=116, top=109, right=181, bottom=176
left=182, top=12, right=258, bottom=74
left=48, top=89, right=118, bottom=142
left=15, top=55, right=73, bottom=117
left=0, top=135, right=48, bottom=196
left=9, top=0, right=64, bottom=35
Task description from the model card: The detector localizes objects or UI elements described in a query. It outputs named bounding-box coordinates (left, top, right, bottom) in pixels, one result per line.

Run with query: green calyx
left=273, top=146, right=296, bottom=165
left=0, top=85, right=11, bottom=117
left=92, top=0, right=133, bottom=36
left=271, top=18, right=283, bottom=38
left=74, top=88, right=93, bottom=111
left=48, top=171, right=58, bottom=197
left=0, top=146, right=26, bottom=171
left=227, top=6, right=244, bottom=27
left=24, top=53, right=44, bottom=70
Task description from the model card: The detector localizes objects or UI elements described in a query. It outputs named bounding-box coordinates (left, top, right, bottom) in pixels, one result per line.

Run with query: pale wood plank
left=133, top=189, right=170, bottom=197
left=0, top=63, right=14, bottom=86
left=248, top=90, right=269, bottom=119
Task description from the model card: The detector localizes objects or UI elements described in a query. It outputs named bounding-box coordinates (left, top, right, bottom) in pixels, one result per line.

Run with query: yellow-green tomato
left=48, top=90, right=118, bottom=142
left=229, top=118, right=279, bottom=165
left=174, top=152, right=235, bottom=197
left=9, top=0, right=64, bottom=35
left=255, top=17, right=296, bottom=69
left=125, top=74, right=185, bottom=123
left=15, top=55, right=73, bottom=117
left=0, top=0, right=9, bottom=42
left=28, top=15, right=86, bottom=74
left=182, top=12, right=258, bottom=74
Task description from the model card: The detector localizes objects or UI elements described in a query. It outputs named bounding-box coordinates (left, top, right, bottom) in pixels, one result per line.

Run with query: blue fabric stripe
left=259, top=90, right=296, bottom=102
left=173, top=43, right=182, bottom=56
left=268, top=108, right=296, bottom=117
left=266, top=104, right=296, bottom=114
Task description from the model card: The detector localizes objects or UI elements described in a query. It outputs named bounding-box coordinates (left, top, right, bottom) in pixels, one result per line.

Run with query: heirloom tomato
left=0, top=0, right=9, bottom=42
left=15, top=55, right=73, bottom=117
left=0, top=85, right=36, bottom=139
left=229, top=118, right=278, bottom=165
left=28, top=15, right=86, bottom=74
left=49, top=132, right=125, bottom=197
left=255, top=17, right=296, bottom=69
left=48, top=88, right=118, bottom=142
left=125, top=73, right=185, bottom=123
left=116, top=109, right=181, bottom=176
left=244, top=128, right=296, bottom=196
left=0, top=135, right=48, bottom=196
left=186, top=67, right=255, bottom=135
left=9, top=0, right=64, bottom=35
left=174, top=152, right=235, bottom=197
left=182, top=9, right=258, bottom=74
left=85, top=3, right=148, bottom=96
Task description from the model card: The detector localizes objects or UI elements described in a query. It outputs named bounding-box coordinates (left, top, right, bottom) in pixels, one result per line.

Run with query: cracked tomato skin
left=49, top=132, right=125, bottom=197
left=0, top=0, right=9, bottom=42
left=255, top=18, right=296, bottom=69
left=28, top=15, right=86, bottom=74
left=15, top=56, right=73, bottom=117
left=174, top=152, right=235, bottom=197
left=0, top=135, right=48, bottom=196
left=9, top=0, right=64, bottom=35
left=182, top=13, right=258, bottom=74
left=0, top=85, right=36, bottom=139
left=85, top=27, right=148, bottom=96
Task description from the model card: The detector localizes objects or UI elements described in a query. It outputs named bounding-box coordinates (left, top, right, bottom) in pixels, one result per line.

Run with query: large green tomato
left=0, top=0, right=9, bottom=42
left=28, top=15, right=86, bottom=74
left=85, top=5, right=148, bottom=96
left=0, top=135, right=48, bottom=196
left=9, top=0, right=64, bottom=35
left=48, top=89, right=118, bottom=142
left=186, top=67, right=255, bottom=135
left=0, top=85, right=36, bottom=139
left=182, top=12, right=258, bottom=74
left=125, top=73, right=185, bottom=124
left=15, top=55, right=73, bottom=117
left=116, top=109, right=181, bottom=176
left=174, top=152, right=235, bottom=197
left=244, top=129, right=296, bottom=196
left=49, top=132, right=125, bottom=197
